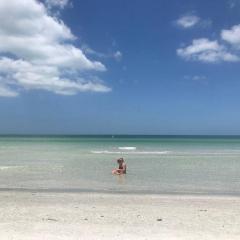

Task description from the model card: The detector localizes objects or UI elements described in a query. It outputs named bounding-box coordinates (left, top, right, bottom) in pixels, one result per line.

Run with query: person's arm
left=118, top=164, right=126, bottom=174
left=122, top=163, right=127, bottom=173
left=112, top=168, right=123, bottom=174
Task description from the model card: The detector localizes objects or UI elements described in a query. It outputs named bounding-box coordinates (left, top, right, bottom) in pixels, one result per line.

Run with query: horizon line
left=1, top=134, right=240, bottom=137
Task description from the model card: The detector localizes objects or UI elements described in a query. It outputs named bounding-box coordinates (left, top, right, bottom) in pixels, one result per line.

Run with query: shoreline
left=0, top=187, right=240, bottom=198
left=0, top=191, right=240, bottom=239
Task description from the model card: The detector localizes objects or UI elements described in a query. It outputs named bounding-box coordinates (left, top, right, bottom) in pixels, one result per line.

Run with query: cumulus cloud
left=0, top=57, right=110, bottom=95
left=177, top=23, right=240, bottom=63
left=221, top=24, right=240, bottom=48
left=177, top=38, right=239, bottom=63
left=176, top=14, right=200, bottom=28
left=0, top=0, right=110, bottom=97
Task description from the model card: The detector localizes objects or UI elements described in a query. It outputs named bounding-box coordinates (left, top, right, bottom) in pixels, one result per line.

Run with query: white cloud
left=228, top=0, right=236, bottom=8
left=184, top=75, right=208, bottom=84
left=82, top=45, right=106, bottom=58
left=177, top=38, right=239, bottom=63
left=175, top=14, right=212, bottom=30
left=82, top=45, right=123, bottom=62
left=176, top=14, right=200, bottom=28
left=192, top=75, right=206, bottom=81
left=0, top=87, right=18, bottom=97
left=45, top=0, right=70, bottom=9
left=0, top=80, right=18, bottom=97
left=221, top=24, right=240, bottom=48
left=113, top=51, right=122, bottom=61
left=177, top=23, right=240, bottom=63
left=0, top=0, right=110, bottom=97
left=184, top=75, right=207, bottom=81
left=228, top=0, right=240, bottom=9
left=0, top=58, right=110, bottom=95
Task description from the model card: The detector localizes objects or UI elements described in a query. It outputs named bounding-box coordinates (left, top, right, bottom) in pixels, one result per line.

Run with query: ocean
left=0, top=135, right=240, bottom=195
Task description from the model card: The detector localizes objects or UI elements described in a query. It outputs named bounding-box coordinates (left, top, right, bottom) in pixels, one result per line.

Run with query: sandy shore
left=0, top=191, right=239, bottom=240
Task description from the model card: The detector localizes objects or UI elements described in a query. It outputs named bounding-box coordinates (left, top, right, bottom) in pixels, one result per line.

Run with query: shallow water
left=0, top=135, right=240, bottom=195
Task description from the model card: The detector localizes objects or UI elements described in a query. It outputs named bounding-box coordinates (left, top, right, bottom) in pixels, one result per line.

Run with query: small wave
left=118, top=147, right=136, bottom=150
left=0, top=166, right=24, bottom=171
left=171, top=151, right=240, bottom=156
left=91, top=150, right=170, bottom=155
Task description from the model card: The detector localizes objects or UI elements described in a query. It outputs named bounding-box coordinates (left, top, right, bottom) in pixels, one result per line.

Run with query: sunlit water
left=0, top=136, right=240, bottom=195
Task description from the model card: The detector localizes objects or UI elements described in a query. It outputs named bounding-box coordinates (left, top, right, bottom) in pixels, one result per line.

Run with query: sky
left=0, top=0, right=240, bottom=135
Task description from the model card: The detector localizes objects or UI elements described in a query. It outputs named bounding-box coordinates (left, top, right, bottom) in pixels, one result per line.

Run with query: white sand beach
left=0, top=191, right=240, bottom=240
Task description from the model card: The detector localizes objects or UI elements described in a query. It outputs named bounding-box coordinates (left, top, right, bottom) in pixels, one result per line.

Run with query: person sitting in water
left=112, top=158, right=127, bottom=175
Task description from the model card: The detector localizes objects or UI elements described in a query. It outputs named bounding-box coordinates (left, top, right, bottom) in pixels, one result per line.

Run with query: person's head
left=117, top=158, right=124, bottom=164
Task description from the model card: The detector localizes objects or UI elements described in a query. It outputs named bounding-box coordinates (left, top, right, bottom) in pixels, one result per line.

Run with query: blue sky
left=0, top=0, right=240, bottom=134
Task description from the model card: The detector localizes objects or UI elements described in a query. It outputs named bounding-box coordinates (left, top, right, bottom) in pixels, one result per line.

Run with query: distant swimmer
left=112, top=158, right=127, bottom=175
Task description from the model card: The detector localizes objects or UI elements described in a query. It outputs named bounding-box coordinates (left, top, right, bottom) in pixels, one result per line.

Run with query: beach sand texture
left=0, top=191, right=239, bottom=240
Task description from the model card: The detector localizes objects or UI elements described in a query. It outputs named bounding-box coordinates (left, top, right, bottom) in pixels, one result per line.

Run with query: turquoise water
left=0, top=135, right=240, bottom=195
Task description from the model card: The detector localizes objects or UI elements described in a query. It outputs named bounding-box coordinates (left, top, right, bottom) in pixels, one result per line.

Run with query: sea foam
left=118, top=147, right=136, bottom=150
left=91, top=150, right=170, bottom=155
